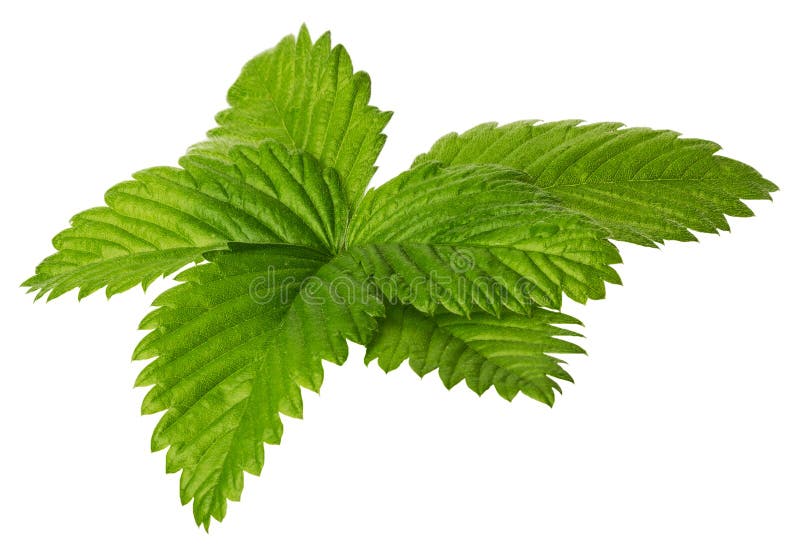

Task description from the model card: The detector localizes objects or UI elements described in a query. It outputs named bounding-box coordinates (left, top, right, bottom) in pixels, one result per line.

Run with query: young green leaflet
left=24, top=25, right=776, bottom=529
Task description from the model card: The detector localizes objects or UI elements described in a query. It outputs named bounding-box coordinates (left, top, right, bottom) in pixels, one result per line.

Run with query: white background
left=1, top=1, right=798, bottom=551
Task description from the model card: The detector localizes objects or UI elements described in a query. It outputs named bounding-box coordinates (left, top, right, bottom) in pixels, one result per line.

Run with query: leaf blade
left=24, top=141, right=346, bottom=301
left=347, top=162, right=621, bottom=314
left=135, top=244, right=383, bottom=528
left=415, top=120, right=777, bottom=245
left=192, top=25, right=392, bottom=208
left=365, top=304, right=584, bottom=405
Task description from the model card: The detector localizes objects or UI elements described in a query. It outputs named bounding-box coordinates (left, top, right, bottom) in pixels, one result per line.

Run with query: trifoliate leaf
left=23, top=26, right=777, bottom=529
left=415, top=120, right=777, bottom=245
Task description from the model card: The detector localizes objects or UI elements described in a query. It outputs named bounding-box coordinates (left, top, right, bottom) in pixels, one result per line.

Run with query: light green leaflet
left=24, top=26, right=776, bottom=529
left=134, top=244, right=382, bottom=526
left=345, top=161, right=622, bottom=313
left=414, top=120, right=776, bottom=246
left=191, top=24, right=391, bottom=209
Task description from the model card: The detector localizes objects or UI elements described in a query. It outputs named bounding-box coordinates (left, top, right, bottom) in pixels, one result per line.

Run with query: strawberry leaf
left=23, top=26, right=777, bottom=528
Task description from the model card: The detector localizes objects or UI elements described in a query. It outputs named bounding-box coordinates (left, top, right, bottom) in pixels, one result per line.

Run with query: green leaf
left=365, top=303, right=585, bottom=406
left=192, top=25, right=392, bottom=208
left=23, top=25, right=779, bottom=529
left=24, top=140, right=348, bottom=301
left=347, top=161, right=621, bottom=314
left=134, top=244, right=383, bottom=528
left=415, top=120, right=777, bottom=246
